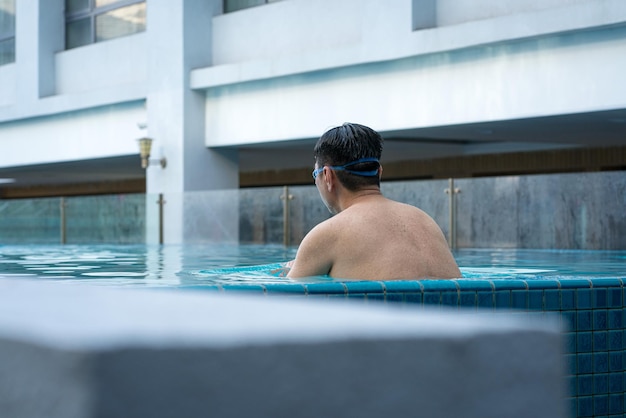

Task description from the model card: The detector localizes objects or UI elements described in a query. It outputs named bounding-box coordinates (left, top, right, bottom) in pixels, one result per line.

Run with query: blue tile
left=346, top=293, right=368, bottom=300
left=326, top=294, right=347, bottom=299
left=610, top=352, right=623, bottom=372
left=594, top=331, right=608, bottom=351
left=366, top=293, right=386, bottom=302
left=609, top=330, right=623, bottom=350
left=528, top=290, right=543, bottom=310
left=566, top=374, right=577, bottom=396
left=264, top=283, right=308, bottom=294
left=421, top=280, right=458, bottom=291
left=305, top=282, right=347, bottom=295
left=609, top=372, right=624, bottom=393
left=526, top=279, right=560, bottom=289
left=608, top=310, right=623, bottom=329
left=594, top=310, right=608, bottom=330
left=559, top=278, right=593, bottom=289
left=577, top=311, right=593, bottom=331
left=578, top=376, right=594, bottom=396
left=594, top=395, right=609, bottom=416
left=385, top=293, right=404, bottom=303
left=403, top=292, right=423, bottom=305
left=578, top=353, right=593, bottom=374
left=561, top=311, right=576, bottom=331
left=511, top=290, right=528, bottom=309
left=383, top=280, right=423, bottom=293
left=609, top=393, right=624, bottom=414
left=564, top=332, right=577, bottom=354
left=577, top=395, right=593, bottom=417
left=608, top=288, right=623, bottom=308
left=455, top=280, right=494, bottom=291
left=595, top=353, right=609, bottom=373
left=544, top=289, right=560, bottom=311
left=561, top=290, right=576, bottom=310
left=594, top=288, right=609, bottom=308
left=459, top=291, right=476, bottom=307
left=491, top=279, right=528, bottom=290
left=577, top=289, right=592, bottom=309
left=344, top=281, right=385, bottom=294
left=221, top=283, right=267, bottom=293
left=494, top=291, right=511, bottom=309
left=423, top=292, right=441, bottom=306
left=593, top=278, right=623, bottom=287
left=440, top=291, right=459, bottom=307
left=477, top=291, right=494, bottom=308
left=595, top=373, right=609, bottom=393
left=577, top=332, right=593, bottom=353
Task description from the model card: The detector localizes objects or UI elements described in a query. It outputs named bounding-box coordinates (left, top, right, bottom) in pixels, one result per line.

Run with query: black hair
left=313, top=122, right=383, bottom=191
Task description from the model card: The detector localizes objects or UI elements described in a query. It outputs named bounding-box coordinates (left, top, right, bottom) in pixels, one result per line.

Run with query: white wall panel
left=0, top=102, right=146, bottom=167
left=204, top=28, right=626, bottom=146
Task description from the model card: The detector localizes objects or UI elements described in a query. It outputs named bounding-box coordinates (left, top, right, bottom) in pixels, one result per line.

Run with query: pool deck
left=0, top=278, right=564, bottom=418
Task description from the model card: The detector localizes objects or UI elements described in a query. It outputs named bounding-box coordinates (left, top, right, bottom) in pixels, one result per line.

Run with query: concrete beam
left=0, top=279, right=565, bottom=418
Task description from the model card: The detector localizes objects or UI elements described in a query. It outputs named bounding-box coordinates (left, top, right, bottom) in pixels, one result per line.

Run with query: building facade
left=0, top=0, right=625, bottom=242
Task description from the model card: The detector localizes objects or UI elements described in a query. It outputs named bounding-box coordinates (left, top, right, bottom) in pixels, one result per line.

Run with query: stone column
left=145, top=0, right=239, bottom=244
left=15, top=0, right=64, bottom=105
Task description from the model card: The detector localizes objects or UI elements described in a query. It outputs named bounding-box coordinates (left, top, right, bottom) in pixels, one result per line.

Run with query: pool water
left=2, top=243, right=623, bottom=418
left=0, top=244, right=624, bottom=286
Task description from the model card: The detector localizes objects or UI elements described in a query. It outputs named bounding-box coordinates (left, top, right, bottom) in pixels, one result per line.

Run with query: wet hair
left=313, top=123, right=383, bottom=191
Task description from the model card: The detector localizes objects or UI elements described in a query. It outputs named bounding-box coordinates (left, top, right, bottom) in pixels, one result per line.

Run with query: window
left=65, top=0, right=145, bottom=50
left=0, top=0, right=15, bottom=66
left=224, top=0, right=283, bottom=14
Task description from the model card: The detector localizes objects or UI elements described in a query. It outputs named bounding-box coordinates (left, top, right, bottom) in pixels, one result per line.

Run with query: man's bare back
left=288, top=194, right=460, bottom=280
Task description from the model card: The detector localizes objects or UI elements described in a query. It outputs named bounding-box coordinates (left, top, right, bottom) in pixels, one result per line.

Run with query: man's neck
left=338, top=187, right=383, bottom=211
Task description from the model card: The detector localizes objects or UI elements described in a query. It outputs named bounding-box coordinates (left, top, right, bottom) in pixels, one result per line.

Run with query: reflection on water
left=0, top=244, right=294, bottom=287
left=0, top=244, right=624, bottom=287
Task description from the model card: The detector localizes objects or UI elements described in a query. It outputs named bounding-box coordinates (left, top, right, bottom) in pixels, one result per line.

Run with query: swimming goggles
left=312, top=157, right=380, bottom=180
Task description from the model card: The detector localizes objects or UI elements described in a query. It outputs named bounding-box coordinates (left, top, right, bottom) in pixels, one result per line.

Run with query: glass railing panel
left=0, top=197, right=61, bottom=244
left=382, top=179, right=451, bottom=240
left=182, top=189, right=240, bottom=244
left=239, top=186, right=285, bottom=244
left=285, top=185, right=330, bottom=247
left=64, top=193, right=146, bottom=244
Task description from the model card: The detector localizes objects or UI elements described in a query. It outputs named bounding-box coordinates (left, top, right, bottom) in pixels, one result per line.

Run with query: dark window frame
left=65, top=0, right=145, bottom=49
left=0, top=0, right=15, bottom=65
left=224, top=0, right=283, bottom=14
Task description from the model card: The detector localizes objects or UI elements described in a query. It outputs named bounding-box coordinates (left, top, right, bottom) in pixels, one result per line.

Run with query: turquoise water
left=0, top=244, right=624, bottom=286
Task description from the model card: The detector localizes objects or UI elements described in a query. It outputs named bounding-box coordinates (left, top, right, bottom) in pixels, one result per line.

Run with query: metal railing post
left=444, top=178, right=461, bottom=250
left=280, top=186, right=294, bottom=246
left=60, top=197, right=67, bottom=245
left=157, top=193, right=165, bottom=245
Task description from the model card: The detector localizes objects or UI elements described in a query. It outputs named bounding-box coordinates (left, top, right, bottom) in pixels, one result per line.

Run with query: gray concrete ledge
left=0, top=279, right=565, bottom=418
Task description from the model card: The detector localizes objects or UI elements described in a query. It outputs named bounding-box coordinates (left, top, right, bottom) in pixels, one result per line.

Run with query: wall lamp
left=138, top=137, right=167, bottom=169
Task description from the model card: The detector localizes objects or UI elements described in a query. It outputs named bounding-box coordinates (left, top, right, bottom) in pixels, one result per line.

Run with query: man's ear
left=379, top=165, right=383, bottom=179
left=324, top=167, right=334, bottom=191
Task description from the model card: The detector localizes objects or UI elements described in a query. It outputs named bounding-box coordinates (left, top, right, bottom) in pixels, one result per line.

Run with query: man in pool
left=286, top=122, right=461, bottom=281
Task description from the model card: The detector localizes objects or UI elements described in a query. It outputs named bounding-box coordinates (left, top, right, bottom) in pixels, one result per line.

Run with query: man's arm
left=287, top=224, right=334, bottom=280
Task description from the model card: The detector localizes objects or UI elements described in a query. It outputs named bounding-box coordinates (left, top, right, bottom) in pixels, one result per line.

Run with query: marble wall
left=0, top=194, right=146, bottom=245
left=240, top=171, right=626, bottom=250
left=455, top=171, right=626, bottom=249
left=0, top=171, right=623, bottom=249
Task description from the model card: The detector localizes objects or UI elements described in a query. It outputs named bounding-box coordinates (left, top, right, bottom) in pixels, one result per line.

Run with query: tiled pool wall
left=205, top=277, right=626, bottom=418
